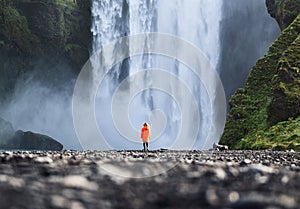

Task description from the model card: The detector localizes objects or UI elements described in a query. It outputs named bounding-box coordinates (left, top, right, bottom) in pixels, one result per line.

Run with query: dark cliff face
left=220, top=0, right=300, bottom=150
left=266, top=0, right=300, bottom=30
left=218, top=1, right=280, bottom=102
left=0, top=0, right=92, bottom=102
left=14, top=0, right=91, bottom=62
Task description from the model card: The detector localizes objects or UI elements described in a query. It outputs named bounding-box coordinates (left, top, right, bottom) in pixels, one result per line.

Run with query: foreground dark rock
left=0, top=150, right=299, bottom=209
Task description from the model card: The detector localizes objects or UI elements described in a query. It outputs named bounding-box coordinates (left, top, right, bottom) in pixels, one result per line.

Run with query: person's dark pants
left=143, top=142, right=148, bottom=151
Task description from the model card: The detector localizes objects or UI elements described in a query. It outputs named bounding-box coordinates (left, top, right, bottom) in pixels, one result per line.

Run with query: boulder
left=0, top=117, right=63, bottom=151
left=7, top=130, right=63, bottom=151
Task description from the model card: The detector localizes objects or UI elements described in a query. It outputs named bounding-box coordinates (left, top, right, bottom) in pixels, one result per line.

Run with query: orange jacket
left=141, top=127, right=150, bottom=142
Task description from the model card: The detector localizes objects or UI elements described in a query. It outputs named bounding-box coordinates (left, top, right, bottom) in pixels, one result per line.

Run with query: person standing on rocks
left=141, top=123, right=150, bottom=152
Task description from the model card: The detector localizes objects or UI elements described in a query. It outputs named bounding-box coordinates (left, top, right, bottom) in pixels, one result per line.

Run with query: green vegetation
left=0, top=0, right=91, bottom=102
left=268, top=34, right=300, bottom=125
left=220, top=14, right=300, bottom=150
left=236, top=117, right=300, bottom=150
left=0, top=1, right=38, bottom=54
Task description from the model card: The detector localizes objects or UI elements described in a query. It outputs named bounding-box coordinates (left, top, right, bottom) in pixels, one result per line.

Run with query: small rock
left=277, top=195, right=296, bottom=208
left=281, top=175, right=289, bottom=184
left=70, top=201, right=86, bottom=209
left=206, top=188, right=219, bottom=205
left=239, top=159, right=252, bottom=166
left=0, top=175, right=25, bottom=188
left=250, top=164, right=275, bottom=174
left=51, top=195, right=68, bottom=208
left=35, top=156, right=53, bottom=164
left=213, top=143, right=228, bottom=151
left=185, top=158, right=193, bottom=164
left=289, top=149, right=295, bottom=153
left=64, top=175, right=98, bottom=191
left=229, top=191, right=240, bottom=203
left=214, top=168, right=227, bottom=180
left=244, top=159, right=252, bottom=164
left=255, top=174, right=269, bottom=184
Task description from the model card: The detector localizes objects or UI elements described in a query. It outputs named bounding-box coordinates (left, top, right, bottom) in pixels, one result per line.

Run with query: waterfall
left=88, top=0, right=224, bottom=150
left=155, top=0, right=223, bottom=149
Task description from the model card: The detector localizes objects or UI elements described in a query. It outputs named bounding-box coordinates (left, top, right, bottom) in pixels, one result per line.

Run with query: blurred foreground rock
left=0, top=150, right=299, bottom=209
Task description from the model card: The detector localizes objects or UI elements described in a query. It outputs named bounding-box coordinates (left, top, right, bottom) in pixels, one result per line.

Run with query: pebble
left=250, top=164, right=276, bottom=174
left=63, top=175, right=98, bottom=191
left=228, top=191, right=240, bottom=203
left=281, top=175, right=289, bottom=184
left=206, top=188, right=219, bottom=205
left=35, top=156, right=53, bottom=164
left=70, top=201, right=86, bottom=209
left=214, top=167, right=227, bottom=180
left=0, top=175, right=25, bottom=188
left=51, top=195, right=68, bottom=208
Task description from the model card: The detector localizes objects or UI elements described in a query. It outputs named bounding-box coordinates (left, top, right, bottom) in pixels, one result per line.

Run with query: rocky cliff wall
left=266, top=0, right=300, bottom=30
left=220, top=0, right=300, bottom=150
left=0, top=0, right=91, bottom=103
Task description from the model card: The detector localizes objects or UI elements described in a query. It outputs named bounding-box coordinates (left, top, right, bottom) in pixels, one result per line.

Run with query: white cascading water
left=90, top=0, right=223, bottom=150
left=155, top=0, right=223, bottom=149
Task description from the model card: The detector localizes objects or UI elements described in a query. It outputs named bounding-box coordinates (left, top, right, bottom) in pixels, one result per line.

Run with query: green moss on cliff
left=220, top=14, right=300, bottom=150
left=236, top=116, right=300, bottom=150
left=0, top=0, right=91, bottom=102
left=268, top=31, right=300, bottom=124
left=11, top=0, right=91, bottom=65
left=0, top=1, right=38, bottom=54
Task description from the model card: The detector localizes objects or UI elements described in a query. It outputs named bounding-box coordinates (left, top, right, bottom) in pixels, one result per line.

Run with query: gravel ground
left=0, top=150, right=299, bottom=209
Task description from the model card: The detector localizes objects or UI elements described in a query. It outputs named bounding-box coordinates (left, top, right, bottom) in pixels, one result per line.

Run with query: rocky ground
left=0, top=150, right=299, bottom=209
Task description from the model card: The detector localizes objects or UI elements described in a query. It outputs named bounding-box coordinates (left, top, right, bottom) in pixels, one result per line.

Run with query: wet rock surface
left=0, top=150, right=299, bottom=209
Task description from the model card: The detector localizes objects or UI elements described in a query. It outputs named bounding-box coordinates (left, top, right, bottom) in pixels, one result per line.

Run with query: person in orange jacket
left=141, top=122, right=150, bottom=151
